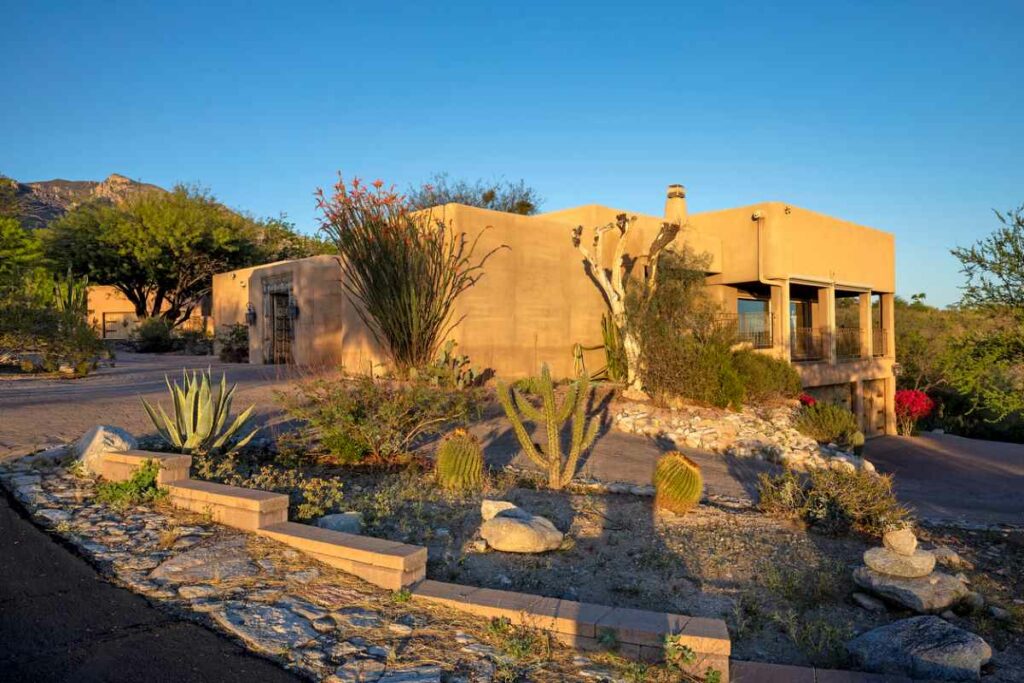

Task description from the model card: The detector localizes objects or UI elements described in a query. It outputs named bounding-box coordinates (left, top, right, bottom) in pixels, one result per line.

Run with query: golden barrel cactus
left=436, top=429, right=484, bottom=492
left=653, top=452, right=703, bottom=514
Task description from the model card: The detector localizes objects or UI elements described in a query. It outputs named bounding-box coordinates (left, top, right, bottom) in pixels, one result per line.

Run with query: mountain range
left=2, top=173, right=164, bottom=229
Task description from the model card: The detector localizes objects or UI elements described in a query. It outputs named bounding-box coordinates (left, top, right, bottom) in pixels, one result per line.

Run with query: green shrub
left=94, top=459, right=167, bottom=510
left=794, top=402, right=859, bottom=445
left=179, top=329, right=212, bottom=355
left=134, top=317, right=175, bottom=353
left=732, top=350, right=802, bottom=402
left=282, top=375, right=478, bottom=465
left=226, top=465, right=345, bottom=520
left=414, top=340, right=480, bottom=389
left=217, top=323, right=249, bottom=362
left=757, top=468, right=910, bottom=536
left=436, top=428, right=485, bottom=492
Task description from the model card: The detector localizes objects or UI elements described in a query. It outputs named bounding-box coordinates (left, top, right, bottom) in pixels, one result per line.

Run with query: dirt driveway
left=866, top=433, right=1024, bottom=527
left=0, top=353, right=299, bottom=460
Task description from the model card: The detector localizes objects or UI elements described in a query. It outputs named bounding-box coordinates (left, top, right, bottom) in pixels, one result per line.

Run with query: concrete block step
left=165, top=480, right=289, bottom=531
left=99, top=450, right=191, bottom=486
left=257, top=521, right=427, bottom=590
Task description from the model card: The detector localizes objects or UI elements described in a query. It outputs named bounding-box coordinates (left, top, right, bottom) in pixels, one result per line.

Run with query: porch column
left=859, top=292, right=872, bottom=358
left=771, top=281, right=791, bottom=361
left=818, top=285, right=836, bottom=364
left=881, top=293, right=896, bottom=358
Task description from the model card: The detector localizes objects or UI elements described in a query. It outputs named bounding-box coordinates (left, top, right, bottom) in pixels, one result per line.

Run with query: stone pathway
left=0, top=457, right=622, bottom=682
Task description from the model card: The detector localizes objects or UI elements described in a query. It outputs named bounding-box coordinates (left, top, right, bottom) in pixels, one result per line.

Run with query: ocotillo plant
left=497, top=365, right=599, bottom=490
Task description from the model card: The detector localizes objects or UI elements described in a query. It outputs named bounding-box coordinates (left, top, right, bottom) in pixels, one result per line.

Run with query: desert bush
left=142, top=368, right=257, bottom=455
left=435, top=428, right=485, bottom=492
left=653, top=451, right=704, bottom=514
left=497, top=364, right=599, bottom=489
left=282, top=375, right=478, bottom=465
left=794, top=402, right=859, bottom=445
left=414, top=340, right=481, bottom=389
left=225, top=465, right=345, bottom=520
left=316, top=176, right=504, bottom=376
left=895, top=389, right=935, bottom=436
left=757, top=468, right=910, bottom=536
left=217, top=323, right=249, bottom=362
left=134, top=317, right=175, bottom=352
left=732, top=350, right=802, bottom=403
left=94, top=459, right=167, bottom=510
left=178, top=329, right=213, bottom=355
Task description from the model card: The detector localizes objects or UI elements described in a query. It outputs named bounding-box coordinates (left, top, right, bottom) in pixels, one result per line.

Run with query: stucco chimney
left=665, top=184, right=687, bottom=224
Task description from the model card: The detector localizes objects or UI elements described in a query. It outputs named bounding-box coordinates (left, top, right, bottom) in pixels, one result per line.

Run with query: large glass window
left=737, top=298, right=771, bottom=348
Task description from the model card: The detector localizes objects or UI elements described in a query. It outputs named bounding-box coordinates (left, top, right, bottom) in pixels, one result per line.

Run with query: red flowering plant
left=799, top=393, right=817, bottom=407
left=894, top=389, right=935, bottom=436
left=315, top=175, right=505, bottom=376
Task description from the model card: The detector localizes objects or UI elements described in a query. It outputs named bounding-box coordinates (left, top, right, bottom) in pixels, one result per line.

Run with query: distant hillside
left=2, top=173, right=164, bottom=229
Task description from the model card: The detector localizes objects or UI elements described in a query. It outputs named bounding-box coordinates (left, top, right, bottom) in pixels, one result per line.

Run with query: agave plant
left=142, top=368, right=257, bottom=454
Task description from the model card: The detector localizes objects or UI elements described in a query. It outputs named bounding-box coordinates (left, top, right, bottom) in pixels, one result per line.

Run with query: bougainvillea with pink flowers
left=894, top=389, right=935, bottom=436
left=799, top=393, right=817, bottom=407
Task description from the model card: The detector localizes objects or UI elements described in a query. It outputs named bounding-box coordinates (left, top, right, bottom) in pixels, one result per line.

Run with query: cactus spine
left=436, top=429, right=484, bottom=491
left=497, top=364, right=599, bottom=490
left=653, top=452, right=703, bottom=514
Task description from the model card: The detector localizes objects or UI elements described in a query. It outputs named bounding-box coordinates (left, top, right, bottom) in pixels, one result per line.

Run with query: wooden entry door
left=269, top=293, right=292, bottom=364
left=861, top=379, right=886, bottom=437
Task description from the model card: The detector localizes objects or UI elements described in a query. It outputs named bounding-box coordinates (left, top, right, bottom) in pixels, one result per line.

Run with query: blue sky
left=3, top=1, right=1022, bottom=307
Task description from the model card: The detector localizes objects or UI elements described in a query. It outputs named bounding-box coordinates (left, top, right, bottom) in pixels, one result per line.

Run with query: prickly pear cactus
left=436, top=429, right=484, bottom=491
left=653, top=451, right=703, bottom=515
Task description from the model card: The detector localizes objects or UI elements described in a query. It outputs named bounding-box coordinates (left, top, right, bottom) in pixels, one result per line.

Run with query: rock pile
left=854, top=528, right=969, bottom=613
left=613, top=402, right=874, bottom=473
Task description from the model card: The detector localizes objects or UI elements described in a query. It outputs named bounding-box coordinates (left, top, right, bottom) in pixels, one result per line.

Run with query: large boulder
left=73, top=425, right=136, bottom=475
left=853, top=567, right=968, bottom=613
left=864, top=547, right=936, bottom=578
left=847, top=615, right=991, bottom=681
left=479, top=502, right=563, bottom=553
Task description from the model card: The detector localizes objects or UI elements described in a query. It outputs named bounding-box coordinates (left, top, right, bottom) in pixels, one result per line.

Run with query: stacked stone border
left=100, top=449, right=733, bottom=678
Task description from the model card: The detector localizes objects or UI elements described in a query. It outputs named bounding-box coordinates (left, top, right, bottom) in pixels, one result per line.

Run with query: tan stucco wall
left=86, top=286, right=207, bottom=339
left=211, top=187, right=897, bottom=433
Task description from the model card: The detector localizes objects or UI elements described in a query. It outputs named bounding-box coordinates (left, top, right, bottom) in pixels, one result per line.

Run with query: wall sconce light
left=245, top=303, right=257, bottom=326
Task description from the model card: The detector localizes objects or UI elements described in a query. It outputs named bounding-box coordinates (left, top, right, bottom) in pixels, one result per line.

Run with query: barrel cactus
left=436, top=429, right=484, bottom=492
left=653, top=452, right=703, bottom=514
left=850, top=430, right=866, bottom=455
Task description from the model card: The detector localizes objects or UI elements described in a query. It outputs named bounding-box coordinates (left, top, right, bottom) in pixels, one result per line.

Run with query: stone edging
left=99, top=449, right=733, bottom=676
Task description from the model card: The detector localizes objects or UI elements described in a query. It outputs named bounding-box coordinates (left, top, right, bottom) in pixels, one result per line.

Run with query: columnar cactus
left=436, top=428, right=485, bottom=491
left=497, top=364, right=599, bottom=490
left=653, top=452, right=703, bottom=514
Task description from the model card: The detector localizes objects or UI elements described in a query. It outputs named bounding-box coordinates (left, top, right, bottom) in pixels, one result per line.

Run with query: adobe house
left=213, top=185, right=896, bottom=436
left=86, top=285, right=209, bottom=339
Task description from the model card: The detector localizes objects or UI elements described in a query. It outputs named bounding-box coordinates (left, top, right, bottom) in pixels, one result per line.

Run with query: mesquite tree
left=316, top=176, right=504, bottom=375
left=572, top=213, right=679, bottom=391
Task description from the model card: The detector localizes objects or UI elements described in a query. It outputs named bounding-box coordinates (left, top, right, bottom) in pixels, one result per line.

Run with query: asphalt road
left=0, top=489, right=299, bottom=683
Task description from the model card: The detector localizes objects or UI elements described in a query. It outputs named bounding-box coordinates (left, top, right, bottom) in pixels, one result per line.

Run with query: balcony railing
left=727, top=313, right=774, bottom=349
left=872, top=327, right=888, bottom=357
left=835, top=327, right=863, bottom=361
left=791, top=327, right=827, bottom=362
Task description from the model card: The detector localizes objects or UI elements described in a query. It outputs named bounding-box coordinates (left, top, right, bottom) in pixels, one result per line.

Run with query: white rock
left=72, top=426, right=136, bottom=475
left=480, top=499, right=523, bottom=521
left=479, top=507, right=563, bottom=553
left=884, top=527, right=919, bottom=556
